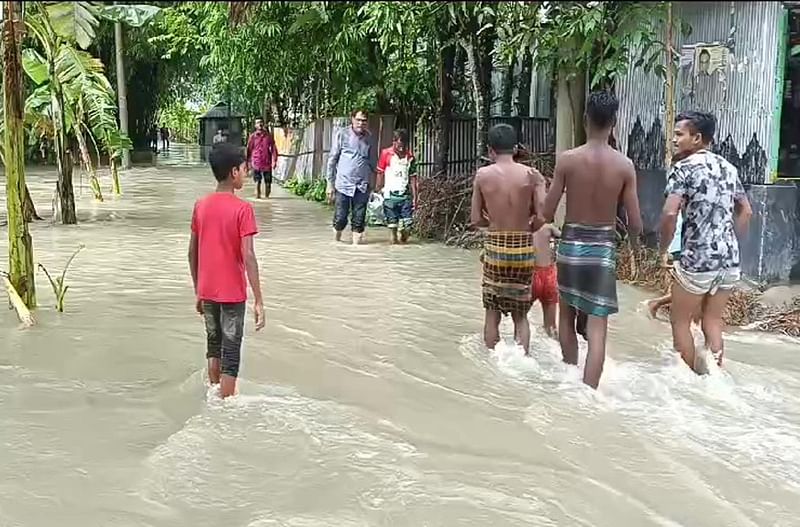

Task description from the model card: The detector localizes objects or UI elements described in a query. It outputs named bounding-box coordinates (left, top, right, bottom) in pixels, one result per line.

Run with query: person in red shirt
left=189, top=142, right=265, bottom=398
left=246, top=118, right=279, bottom=200
left=375, top=129, right=418, bottom=244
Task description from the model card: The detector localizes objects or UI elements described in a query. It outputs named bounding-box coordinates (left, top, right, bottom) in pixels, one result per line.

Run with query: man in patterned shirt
left=659, top=111, right=752, bottom=373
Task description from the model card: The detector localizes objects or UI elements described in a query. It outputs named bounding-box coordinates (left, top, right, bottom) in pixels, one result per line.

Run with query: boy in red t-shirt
left=189, top=142, right=265, bottom=398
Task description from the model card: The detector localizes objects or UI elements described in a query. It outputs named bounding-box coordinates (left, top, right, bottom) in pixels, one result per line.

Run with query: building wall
left=615, top=1, right=797, bottom=284
left=618, top=1, right=782, bottom=185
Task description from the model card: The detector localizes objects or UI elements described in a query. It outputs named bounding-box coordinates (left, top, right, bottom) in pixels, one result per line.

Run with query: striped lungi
left=481, top=231, right=536, bottom=315
left=556, top=223, right=618, bottom=317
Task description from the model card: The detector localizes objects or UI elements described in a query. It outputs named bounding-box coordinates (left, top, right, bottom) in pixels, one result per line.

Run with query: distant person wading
left=247, top=118, right=279, bottom=200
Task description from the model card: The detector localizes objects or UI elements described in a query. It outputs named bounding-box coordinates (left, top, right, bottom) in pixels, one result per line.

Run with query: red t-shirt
left=191, top=192, right=258, bottom=303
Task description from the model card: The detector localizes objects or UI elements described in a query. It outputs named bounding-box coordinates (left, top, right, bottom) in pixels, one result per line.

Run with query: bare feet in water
left=647, top=299, right=660, bottom=320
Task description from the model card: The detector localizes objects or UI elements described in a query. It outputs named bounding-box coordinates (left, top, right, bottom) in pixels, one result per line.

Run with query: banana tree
left=3, top=0, right=37, bottom=308
left=24, top=2, right=82, bottom=223
left=23, top=2, right=159, bottom=222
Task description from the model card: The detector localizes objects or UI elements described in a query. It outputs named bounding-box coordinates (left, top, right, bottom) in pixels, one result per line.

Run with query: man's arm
left=188, top=232, right=199, bottom=293
left=529, top=168, right=546, bottom=217
left=270, top=136, right=279, bottom=170
left=543, top=154, right=567, bottom=223
left=246, top=134, right=253, bottom=161
left=326, top=130, right=341, bottom=188
left=733, top=177, right=752, bottom=238
left=242, top=235, right=265, bottom=330
left=189, top=205, right=199, bottom=293
left=375, top=150, right=387, bottom=193
left=621, top=159, right=643, bottom=248
left=550, top=224, right=562, bottom=239
left=659, top=164, right=686, bottom=255
left=469, top=173, right=488, bottom=230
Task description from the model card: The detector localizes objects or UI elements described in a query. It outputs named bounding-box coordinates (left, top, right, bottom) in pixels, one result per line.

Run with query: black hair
left=393, top=128, right=409, bottom=143
left=208, top=142, right=246, bottom=182
left=585, top=90, right=619, bottom=129
left=699, top=49, right=711, bottom=58
left=488, top=123, right=517, bottom=154
left=675, top=111, right=716, bottom=143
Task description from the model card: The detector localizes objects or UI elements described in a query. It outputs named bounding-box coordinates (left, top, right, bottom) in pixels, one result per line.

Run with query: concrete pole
left=114, top=20, right=131, bottom=169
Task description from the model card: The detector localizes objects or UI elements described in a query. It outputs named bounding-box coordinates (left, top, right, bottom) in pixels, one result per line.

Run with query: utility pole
left=114, top=17, right=131, bottom=169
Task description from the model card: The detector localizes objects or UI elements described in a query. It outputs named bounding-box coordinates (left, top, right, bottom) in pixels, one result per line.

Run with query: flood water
left=1, top=145, right=799, bottom=526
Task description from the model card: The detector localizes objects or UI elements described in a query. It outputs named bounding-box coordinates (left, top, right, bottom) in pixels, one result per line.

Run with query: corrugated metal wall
left=409, top=117, right=553, bottom=178
left=617, top=1, right=783, bottom=184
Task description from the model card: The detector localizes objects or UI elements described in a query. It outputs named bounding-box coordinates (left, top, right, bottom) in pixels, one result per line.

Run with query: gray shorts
left=202, top=301, right=245, bottom=378
left=672, top=263, right=740, bottom=296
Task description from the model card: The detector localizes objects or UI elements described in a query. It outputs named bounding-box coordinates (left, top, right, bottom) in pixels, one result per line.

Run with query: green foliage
left=158, top=101, right=201, bottom=143
left=497, top=2, right=688, bottom=90
left=38, top=244, right=85, bottom=312
left=284, top=177, right=328, bottom=203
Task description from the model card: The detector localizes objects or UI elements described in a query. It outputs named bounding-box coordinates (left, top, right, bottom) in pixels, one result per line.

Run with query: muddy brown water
left=1, top=145, right=799, bottom=526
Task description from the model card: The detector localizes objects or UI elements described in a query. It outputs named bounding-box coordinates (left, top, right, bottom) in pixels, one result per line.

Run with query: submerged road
left=0, top=144, right=799, bottom=526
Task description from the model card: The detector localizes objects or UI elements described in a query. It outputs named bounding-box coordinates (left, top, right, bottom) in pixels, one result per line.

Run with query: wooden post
left=664, top=2, right=675, bottom=168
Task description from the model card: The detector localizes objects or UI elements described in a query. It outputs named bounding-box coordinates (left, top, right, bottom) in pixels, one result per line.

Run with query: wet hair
left=487, top=123, right=517, bottom=154
left=675, top=111, right=716, bottom=143
left=393, top=128, right=409, bottom=143
left=350, top=108, right=369, bottom=119
left=208, top=142, right=246, bottom=182
left=585, top=91, right=619, bottom=129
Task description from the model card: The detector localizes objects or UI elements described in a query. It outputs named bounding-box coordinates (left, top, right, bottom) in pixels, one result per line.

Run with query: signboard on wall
left=693, top=44, right=730, bottom=77
left=679, top=42, right=731, bottom=77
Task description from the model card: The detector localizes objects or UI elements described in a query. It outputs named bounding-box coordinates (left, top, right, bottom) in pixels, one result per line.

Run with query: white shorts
left=672, top=262, right=740, bottom=296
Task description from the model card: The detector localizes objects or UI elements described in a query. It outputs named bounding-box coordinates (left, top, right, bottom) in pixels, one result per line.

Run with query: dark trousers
left=253, top=170, right=273, bottom=197
left=202, top=301, right=246, bottom=378
left=333, top=189, right=368, bottom=233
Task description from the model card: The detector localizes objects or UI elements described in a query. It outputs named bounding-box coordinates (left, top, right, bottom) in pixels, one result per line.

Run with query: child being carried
left=532, top=222, right=561, bottom=338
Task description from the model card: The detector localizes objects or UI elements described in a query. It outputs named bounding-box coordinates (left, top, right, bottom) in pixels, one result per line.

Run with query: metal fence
left=274, top=115, right=554, bottom=182
left=410, top=116, right=554, bottom=178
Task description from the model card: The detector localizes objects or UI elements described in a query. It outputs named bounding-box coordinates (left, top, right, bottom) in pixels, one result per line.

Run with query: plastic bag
left=367, top=192, right=385, bottom=226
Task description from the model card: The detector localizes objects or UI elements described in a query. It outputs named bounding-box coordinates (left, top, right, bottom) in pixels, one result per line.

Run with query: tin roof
left=199, top=102, right=245, bottom=120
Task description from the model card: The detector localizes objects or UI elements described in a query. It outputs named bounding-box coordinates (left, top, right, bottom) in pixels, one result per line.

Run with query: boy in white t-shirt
left=375, top=129, right=418, bottom=244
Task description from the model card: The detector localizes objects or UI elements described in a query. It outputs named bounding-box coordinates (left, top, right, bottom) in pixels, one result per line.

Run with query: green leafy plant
left=37, top=244, right=85, bottom=312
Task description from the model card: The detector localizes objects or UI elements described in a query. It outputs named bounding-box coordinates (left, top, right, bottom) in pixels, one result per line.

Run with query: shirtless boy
left=532, top=218, right=561, bottom=338
left=543, top=91, right=643, bottom=389
left=470, top=124, right=546, bottom=355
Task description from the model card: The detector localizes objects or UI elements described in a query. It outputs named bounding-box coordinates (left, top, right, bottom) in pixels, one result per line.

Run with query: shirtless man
left=543, top=91, right=643, bottom=388
left=532, top=218, right=561, bottom=338
left=470, top=124, right=546, bottom=355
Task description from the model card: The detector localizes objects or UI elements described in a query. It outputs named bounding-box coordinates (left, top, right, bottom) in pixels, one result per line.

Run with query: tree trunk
left=434, top=44, right=456, bottom=176
left=501, top=50, right=516, bottom=116
left=51, top=74, right=77, bottom=224
left=554, top=70, right=586, bottom=227
left=516, top=47, right=533, bottom=117
left=465, top=28, right=494, bottom=165
left=2, top=0, right=37, bottom=308
left=114, top=19, right=131, bottom=169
